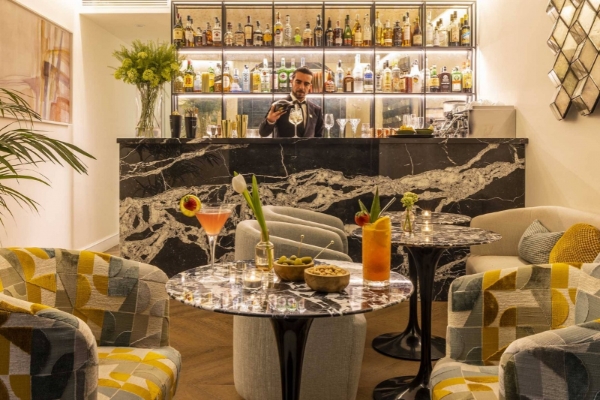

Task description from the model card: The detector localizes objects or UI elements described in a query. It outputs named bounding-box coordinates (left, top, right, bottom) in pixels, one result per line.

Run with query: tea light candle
left=243, top=270, right=262, bottom=289
left=421, top=222, right=433, bottom=236
left=422, top=210, right=432, bottom=220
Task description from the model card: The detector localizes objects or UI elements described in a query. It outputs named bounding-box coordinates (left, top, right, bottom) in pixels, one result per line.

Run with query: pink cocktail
left=196, top=204, right=235, bottom=269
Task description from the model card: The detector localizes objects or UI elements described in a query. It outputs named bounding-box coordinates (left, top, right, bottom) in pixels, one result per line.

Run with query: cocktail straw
left=379, top=197, right=397, bottom=216
left=314, top=240, right=335, bottom=260
left=297, top=234, right=305, bottom=257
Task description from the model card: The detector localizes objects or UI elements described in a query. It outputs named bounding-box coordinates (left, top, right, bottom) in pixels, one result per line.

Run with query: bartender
left=259, top=67, right=324, bottom=138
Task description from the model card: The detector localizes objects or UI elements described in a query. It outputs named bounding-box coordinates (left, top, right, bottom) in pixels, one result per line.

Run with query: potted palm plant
left=0, top=88, right=94, bottom=225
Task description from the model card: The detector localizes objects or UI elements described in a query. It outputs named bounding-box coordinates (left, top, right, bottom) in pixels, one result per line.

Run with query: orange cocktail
left=195, top=209, right=232, bottom=235
left=362, top=216, right=391, bottom=287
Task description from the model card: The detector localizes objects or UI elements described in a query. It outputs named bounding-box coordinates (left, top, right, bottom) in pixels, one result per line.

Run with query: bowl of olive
left=273, top=255, right=314, bottom=282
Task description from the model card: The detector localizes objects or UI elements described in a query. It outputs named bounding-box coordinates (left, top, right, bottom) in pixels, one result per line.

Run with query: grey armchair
left=233, top=219, right=366, bottom=400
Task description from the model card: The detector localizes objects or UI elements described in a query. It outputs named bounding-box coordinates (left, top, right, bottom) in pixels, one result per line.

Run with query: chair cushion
left=575, top=263, right=600, bottom=324
left=517, top=220, right=564, bottom=264
left=97, top=347, right=181, bottom=400
left=549, top=223, right=600, bottom=263
left=466, top=255, right=528, bottom=275
left=431, top=358, right=499, bottom=400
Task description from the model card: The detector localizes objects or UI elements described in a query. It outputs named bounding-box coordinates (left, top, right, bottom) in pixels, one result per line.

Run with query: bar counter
left=119, top=137, right=527, bottom=300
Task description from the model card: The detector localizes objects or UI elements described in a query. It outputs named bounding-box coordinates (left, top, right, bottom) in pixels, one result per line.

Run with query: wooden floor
left=105, top=246, right=449, bottom=400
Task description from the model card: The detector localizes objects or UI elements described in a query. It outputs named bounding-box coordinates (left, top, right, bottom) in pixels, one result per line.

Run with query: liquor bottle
left=343, top=16, right=353, bottom=46
left=300, top=57, right=306, bottom=67
left=451, top=66, right=462, bottom=92
left=174, top=74, right=184, bottom=93
left=462, top=61, right=473, bottom=93
left=382, top=61, right=392, bottom=92
left=353, top=54, right=364, bottom=93
left=277, top=57, right=288, bottom=93
left=303, top=22, right=313, bottom=47
left=274, top=12, right=284, bottom=47
left=450, top=12, right=460, bottom=46
left=364, top=64, right=374, bottom=93
left=335, top=60, right=344, bottom=92
left=439, top=66, right=451, bottom=92
left=263, top=24, right=273, bottom=46
left=185, top=16, right=193, bottom=47
left=208, top=63, right=215, bottom=92
left=284, top=15, right=293, bottom=46
left=231, top=68, right=241, bottom=92
left=288, top=58, right=297, bottom=83
left=184, top=60, right=194, bottom=92
left=224, top=22, right=234, bottom=46
left=393, top=20, right=402, bottom=47
left=325, top=70, right=336, bottom=93
left=363, top=14, right=372, bottom=46
left=343, top=68, right=354, bottom=92
left=410, top=60, right=422, bottom=93
left=214, top=63, right=223, bottom=92
left=391, top=62, right=402, bottom=93
left=429, top=65, right=440, bottom=92
left=253, top=21, right=263, bottom=47
left=244, top=16, right=253, bottom=46
left=426, top=11, right=434, bottom=46
left=202, top=27, right=208, bottom=46
left=325, top=17, right=334, bottom=46
left=205, top=22, right=213, bottom=46
left=334, top=20, right=343, bottom=46
left=294, top=27, right=302, bottom=46
left=383, top=20, right=393, bottom=47
left=433, top=21, right=440, bottom=47
left=461, top=15, right=471, bottom=46
left=194, top=26, right=203, bottom=47
left=213, top=17, right=222, bottom=47
left=314, top=14, right=323, bottom=47
left=235, top=23, right=245, bottom=46
left=353, top=15, right=363, bottom=46
left=242, top=65, right=251, bottom=92
left=222, top=62, right=232, bottom=92
left=425, top=60, right=431, bottom=92
left=412, top=16, right=423, bottom=46
left=438, top=19, right=448, bottom=47
left=403, top=67, right=412, bottom=93
left=173, top=14, right=184, bottom=48
left=252, top=64, right=261, bottom=93
left=193, top=67, right=202, bottom=92
left=375, top=11, right=384, bottom=46
left=402, top=16, right=411, bottom=47
left=375, top=55, right=382, bottom=92
left=261, top=58, right=271, bottom=93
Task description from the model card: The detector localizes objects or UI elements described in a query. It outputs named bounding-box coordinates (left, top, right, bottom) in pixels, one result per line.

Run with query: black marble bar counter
left=119, top=137, right=527, bottom=300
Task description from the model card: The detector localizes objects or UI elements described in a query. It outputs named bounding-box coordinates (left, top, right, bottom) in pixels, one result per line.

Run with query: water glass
left=276, top=297, right=287, bottom=312
left=402, top=114, right=413, bottom=128
left=361, top=123, right=371, bottom=138
left=324, top=114, right=334, bottom=138
left=412, top=116, right=425, bottom=129
left=298, top=298, right=306, bottom=313
left=287, top=297, right=298, bottom=311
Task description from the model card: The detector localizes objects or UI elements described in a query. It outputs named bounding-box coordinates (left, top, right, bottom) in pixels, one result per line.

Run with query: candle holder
left=421, top=210, right=432, bottom=221
left=421, top=221, right=434, bottom=236
left=243, top=269, right=263, bottom=291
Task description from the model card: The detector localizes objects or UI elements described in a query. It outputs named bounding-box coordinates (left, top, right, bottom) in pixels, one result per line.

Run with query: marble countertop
left=387, top=211, right=472, bottom=225
left=166, top=260, right=413, bottom=319
left=117, top=137, right=529, bottom=145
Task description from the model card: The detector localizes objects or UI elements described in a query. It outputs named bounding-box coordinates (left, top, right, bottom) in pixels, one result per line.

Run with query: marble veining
left=166, top=261, right=413, bottom=319
left=387, top=211, right=471, bottom=226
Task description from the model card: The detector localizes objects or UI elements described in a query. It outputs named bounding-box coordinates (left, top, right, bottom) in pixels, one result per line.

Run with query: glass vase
left=402, top=209, right=416, bottom=235
left=135, top=84, right=163, bottom=138
left=255, top=240, right=274, bottom=272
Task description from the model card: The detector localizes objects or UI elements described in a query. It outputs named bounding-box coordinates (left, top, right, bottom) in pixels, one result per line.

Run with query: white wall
left=478, top=0, right=600, bottom=214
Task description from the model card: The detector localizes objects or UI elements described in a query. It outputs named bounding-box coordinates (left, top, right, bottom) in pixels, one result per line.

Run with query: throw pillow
left=517, top=220, right=564, bottom=264
left=549, top=223, right=600, bottom=263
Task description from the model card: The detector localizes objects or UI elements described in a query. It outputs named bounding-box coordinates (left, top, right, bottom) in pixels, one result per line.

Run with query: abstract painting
left=0, top=0, right=72, bottom=124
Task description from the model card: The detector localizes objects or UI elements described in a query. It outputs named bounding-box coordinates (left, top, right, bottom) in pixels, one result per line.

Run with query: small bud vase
left=402, top=209, right=416, bottom=235
left=255, top=240, right=274, bottom=272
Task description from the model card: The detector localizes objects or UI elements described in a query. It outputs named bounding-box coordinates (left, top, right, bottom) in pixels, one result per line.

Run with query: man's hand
left=266, top=103, right=286, bottom=124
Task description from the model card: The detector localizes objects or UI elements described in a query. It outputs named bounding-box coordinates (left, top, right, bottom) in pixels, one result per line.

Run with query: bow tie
left=294, top=100, right=306, bottom=105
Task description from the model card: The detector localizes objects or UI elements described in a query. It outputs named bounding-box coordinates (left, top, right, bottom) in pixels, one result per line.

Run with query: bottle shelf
left=177, top=45, right=474, bottom=53
left=174, top=91, right=476, bottom=97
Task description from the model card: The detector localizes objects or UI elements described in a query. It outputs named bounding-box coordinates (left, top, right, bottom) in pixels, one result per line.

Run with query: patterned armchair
left=431, top=262, right=600, bottom=400
left=0, top=248, right=181, bottom=399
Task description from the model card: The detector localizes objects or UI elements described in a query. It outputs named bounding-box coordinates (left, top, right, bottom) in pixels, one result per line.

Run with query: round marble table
left=386, top=211, right=472, bottom=227
left=166, top=260, right=412, bottom=400
left=371, top=225, right=500, bottom=400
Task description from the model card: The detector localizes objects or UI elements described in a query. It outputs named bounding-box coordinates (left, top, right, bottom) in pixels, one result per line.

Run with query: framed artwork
left=0, top=0, right=72, bottom=124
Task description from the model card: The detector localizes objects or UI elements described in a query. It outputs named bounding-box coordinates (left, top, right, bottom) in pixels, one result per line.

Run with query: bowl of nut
left=304, top=265, right=350, bottom=293
left=273, top=255, right=314, bottom=282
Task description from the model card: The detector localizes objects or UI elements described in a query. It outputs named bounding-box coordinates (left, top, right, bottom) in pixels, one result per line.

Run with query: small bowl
left=273, top=261, right=314, bottom=282
left=304, top=266, right=350, bottom=293
left=396, top=129, right=416, bottom=135
left=416, top=128, right=434, bottom=135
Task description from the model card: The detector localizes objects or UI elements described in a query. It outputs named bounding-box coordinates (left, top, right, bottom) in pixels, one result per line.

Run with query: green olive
left=278, top=256, right=287, bottom=263
left=294, top=259, right=304, bottom=265
left=290, top=255, right=297, bottom=260
left=301, top=256, right=313, bottom=264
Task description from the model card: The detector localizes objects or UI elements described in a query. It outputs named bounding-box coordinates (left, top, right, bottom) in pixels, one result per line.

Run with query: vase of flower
left=401, top=209, right=416, bottom=234
left=135, top=85, right=163, bottom=137
left=255, top=239, right=274, bottom=272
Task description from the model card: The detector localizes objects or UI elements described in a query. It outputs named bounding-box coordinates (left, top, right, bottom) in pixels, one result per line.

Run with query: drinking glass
left=412, top=116, right=425, bottom=129
left=336, top=118, right=347, bottom=138
left=288, top=105, right=303, bottom=138
left=324, top=114, right=334, bottom=138
left=402, top=114, right=413, bottom=129
left=362, top=216, right=391, bottom=288
left=348, top=119, right=361, bottom=138
left=195, top=203, right=235, bottom=270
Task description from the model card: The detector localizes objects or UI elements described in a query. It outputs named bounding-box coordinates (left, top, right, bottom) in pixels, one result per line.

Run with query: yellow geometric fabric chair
left=0, top=248, right=181, bottom=399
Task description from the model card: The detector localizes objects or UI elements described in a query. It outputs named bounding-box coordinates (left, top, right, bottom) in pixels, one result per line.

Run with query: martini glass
left=196, top=204, right=235, bottom=274
left=289, top=105, right=303, bottom=138
left=348, top=118, right=361, bottom=138
left=336, top=118, right=347, bottom=138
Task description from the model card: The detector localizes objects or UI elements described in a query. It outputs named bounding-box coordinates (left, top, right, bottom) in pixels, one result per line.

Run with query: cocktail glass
left=324, top=114, right=334, bottom=138
left=348, top=118, right=361, bottom=138
left=336, top=118, right=347, bottom=138
left=289, top=105, right=303, bottom=138
left=362, top=217, right=391, bottom=288
left=196, top=204, right=235, bottom=272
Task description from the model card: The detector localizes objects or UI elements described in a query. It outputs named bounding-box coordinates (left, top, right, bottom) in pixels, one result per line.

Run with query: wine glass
left=324, top=114, right=334, bottom=138
left=336, top=118, right=347, bottom=138
left=348, top=119, right=361, bottom=138
left=288, top=105, right=303, bottom=138
left=195, top=203, right=235, bottom=275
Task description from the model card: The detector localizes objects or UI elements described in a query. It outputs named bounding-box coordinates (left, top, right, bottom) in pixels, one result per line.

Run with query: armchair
left=431, top=262, right=600, bottom=400
left=0, top=248, right=181, bottom=400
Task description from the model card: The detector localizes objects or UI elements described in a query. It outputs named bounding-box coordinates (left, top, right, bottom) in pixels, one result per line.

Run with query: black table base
left=373, top=247, right=445, bottom=400
left=271, top=318, right=314, bottom=400
left=372, top=255, right=446, bottom=361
